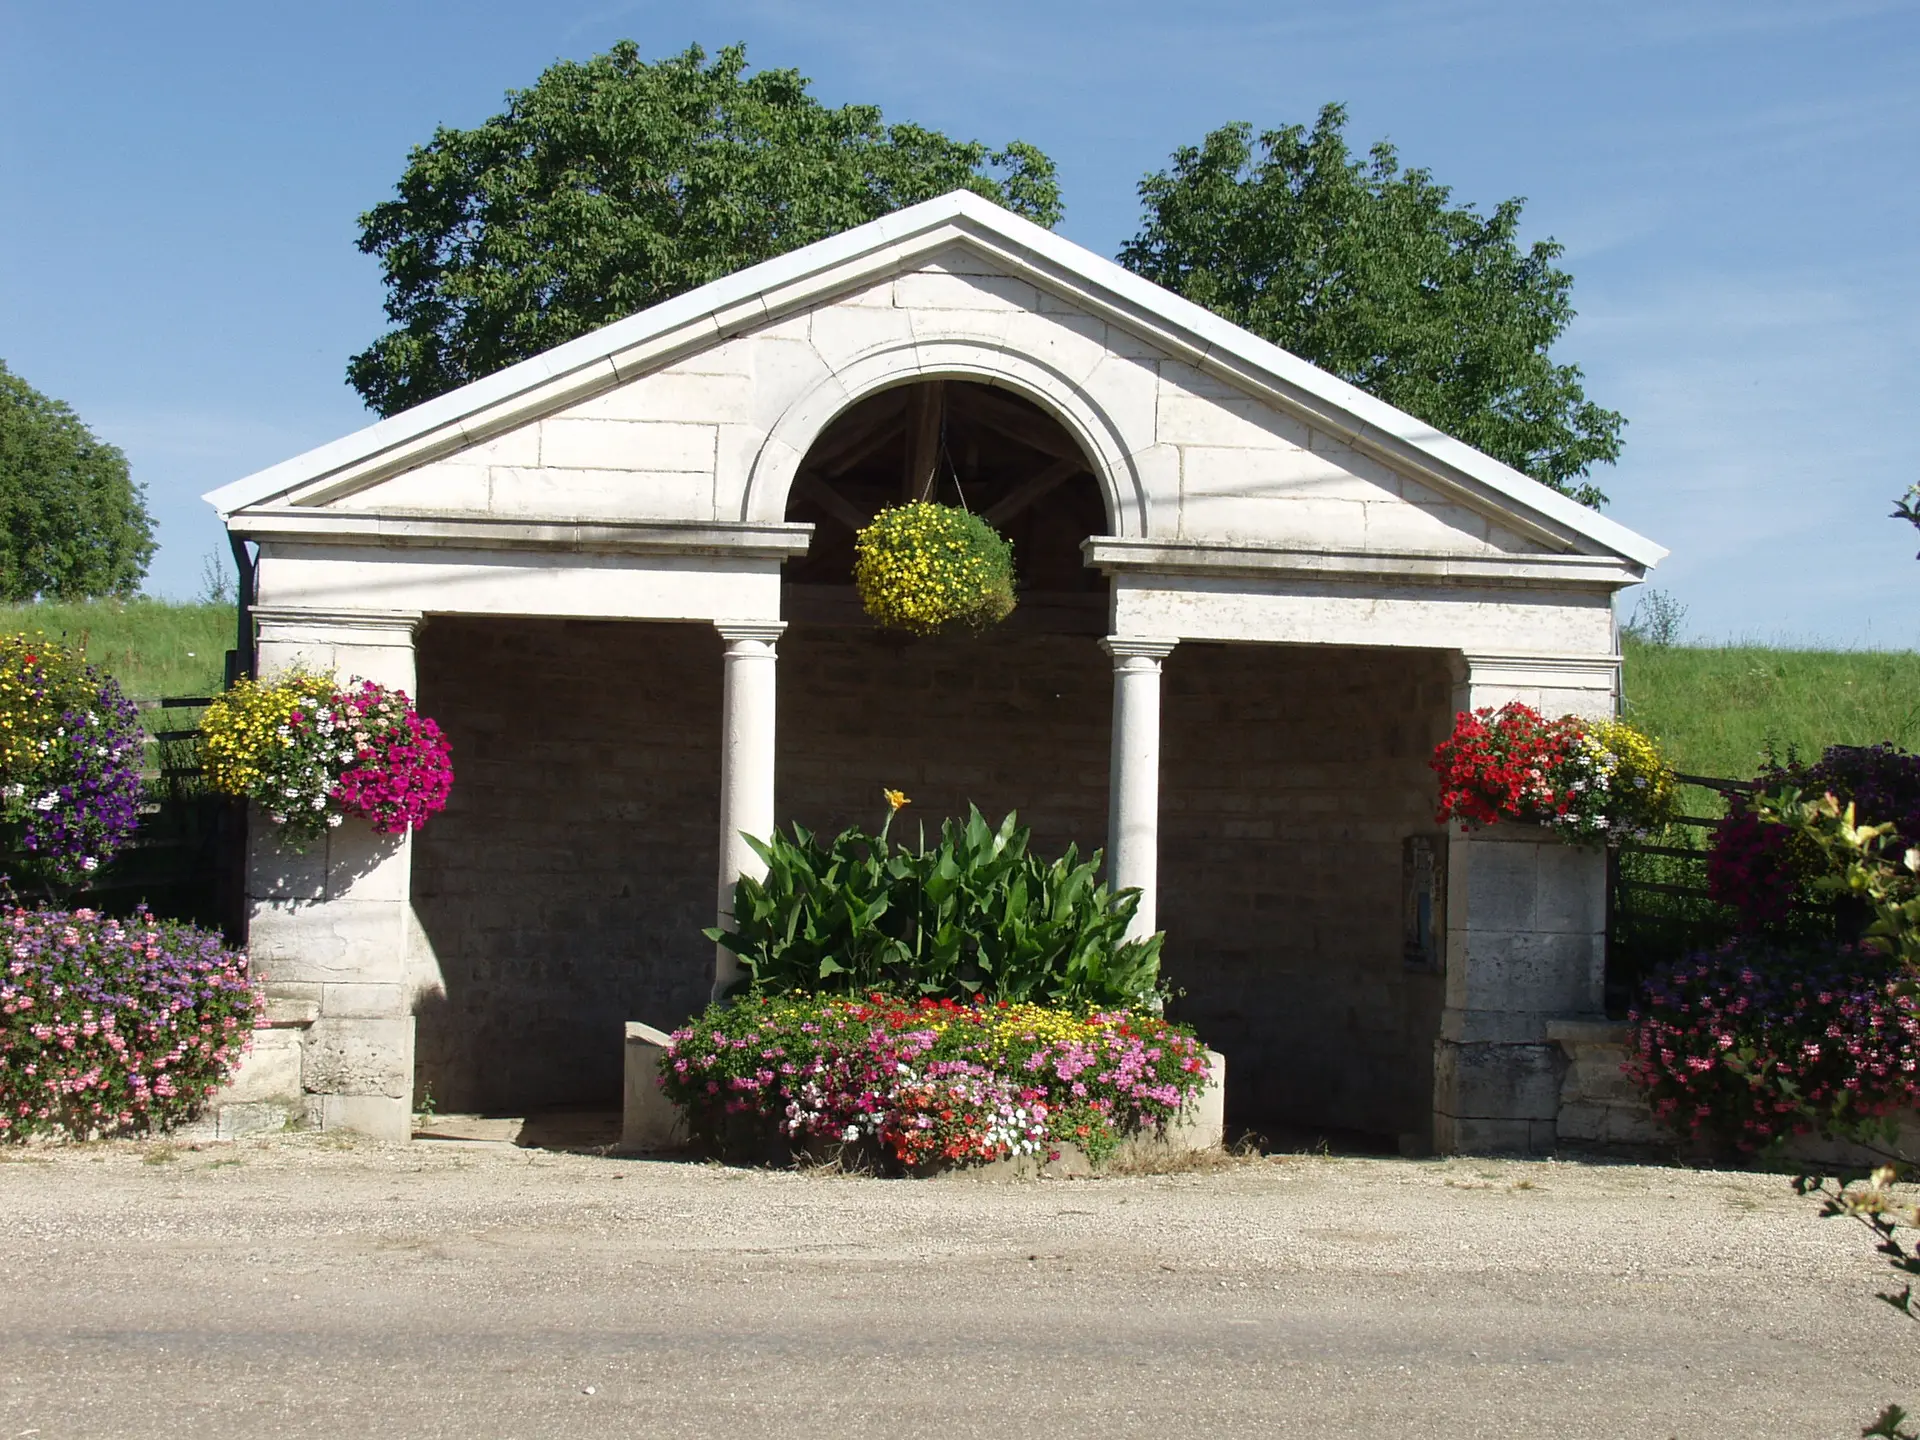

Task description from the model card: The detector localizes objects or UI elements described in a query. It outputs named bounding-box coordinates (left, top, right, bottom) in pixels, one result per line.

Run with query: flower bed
left=0, top=904, right=258, bottom=1141
left=200, top=670, right=452, bottom=845
left=660, top=992, right=1211, bottom=1170
left=0, top=633, right=143, bottom=885
left=1431, top=703, right=1675, bottom=843
left=1625, top=942, right=1920, bottom=1153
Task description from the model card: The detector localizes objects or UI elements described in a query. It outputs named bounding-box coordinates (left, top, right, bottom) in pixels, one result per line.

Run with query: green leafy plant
left=0, top=361, right=154, bottom=601
left=1120, top=104, right=1622, bottom=505
left=349, top=42, right=1060, bottom=415
left=707, top=797, right=1163, bottom=1008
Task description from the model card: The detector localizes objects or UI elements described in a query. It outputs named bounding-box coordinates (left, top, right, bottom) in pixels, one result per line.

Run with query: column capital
left=715, top=620, right=788, bottom=647
left=1101, top=635, right=1179, bottom=663
left=252, top=606, right=423, bottom=642
left=1452, top=651, right=1619, bottom=686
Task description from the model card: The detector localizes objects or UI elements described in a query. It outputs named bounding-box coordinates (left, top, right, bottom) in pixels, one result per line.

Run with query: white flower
left=80, top=856, right=98, bottom=872
left=34, top=793, right=57, bottom=811
left=326, top=813, right=343, bottom=828
left=2, top=783, right=22, bottom=800
left=841, top=1125, right=860, bottom=1143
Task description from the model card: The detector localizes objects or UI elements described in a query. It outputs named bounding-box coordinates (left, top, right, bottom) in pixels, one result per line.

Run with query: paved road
left=0, top=1135, right=1913, bottom=1438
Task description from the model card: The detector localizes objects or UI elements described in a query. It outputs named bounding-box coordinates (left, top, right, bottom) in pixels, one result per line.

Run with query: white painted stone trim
left=1084, top=537, right=1644, bottom=590
left=233, top=512, right=816, bottom=558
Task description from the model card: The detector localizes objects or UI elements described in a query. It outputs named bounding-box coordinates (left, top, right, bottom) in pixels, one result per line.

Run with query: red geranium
left=1431, top=703, right=1586, bottom=829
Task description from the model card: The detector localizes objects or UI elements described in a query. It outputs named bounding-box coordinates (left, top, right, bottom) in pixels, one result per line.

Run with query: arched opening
left=775, top=378, right=1112, bottom=857
left=782, top=378, right=1110, bottom=610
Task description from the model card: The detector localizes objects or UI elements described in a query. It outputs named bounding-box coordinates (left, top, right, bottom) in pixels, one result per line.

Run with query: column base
left=1432, top=1037, right=1566, bottom=1155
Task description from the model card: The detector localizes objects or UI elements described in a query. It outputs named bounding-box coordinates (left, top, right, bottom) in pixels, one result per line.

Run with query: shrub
left=201, top=670, right=453, bottom=845
left=1625, top=942, right=1920, bottom=1152
left=0, top=904, right=258, bottom=1141
left=1431, top=702, right=1676, bottom=842
left=710, top=799, right=1163, bottom=1008
left=852, top=502, right=1016, bottom=635
left=0, top=633, right=143, bottom=886
left=1706, top=744, right=1920, bottom=933
left=660, top=991, right=1210, bottom=1168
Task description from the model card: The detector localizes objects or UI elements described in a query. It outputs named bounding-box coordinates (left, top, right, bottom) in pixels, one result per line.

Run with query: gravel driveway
left=0, top=1134, right=1913, bottom=1438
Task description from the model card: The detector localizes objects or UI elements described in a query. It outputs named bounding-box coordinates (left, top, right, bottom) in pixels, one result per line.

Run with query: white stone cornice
left=233, top=512, right=816, bottom=560
left=1083, top=537, right=1644, bottom=591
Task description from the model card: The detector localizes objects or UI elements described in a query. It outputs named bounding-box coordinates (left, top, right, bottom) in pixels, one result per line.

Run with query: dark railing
left=3, top=697, right=246, bottom=942
left=1603, top=772, right=1748, bottom=1016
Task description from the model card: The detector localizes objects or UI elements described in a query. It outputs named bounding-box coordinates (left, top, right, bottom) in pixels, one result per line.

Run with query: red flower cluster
left=1431, top=703, right=1584, bottom=829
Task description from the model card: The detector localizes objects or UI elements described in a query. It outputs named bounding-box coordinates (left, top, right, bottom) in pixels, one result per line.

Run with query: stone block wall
left=410, top=617, right=723, bottom=1113
left=775, top=625, right=1112, bottom=859
left=1158, top=642, right=1455, bottom=1144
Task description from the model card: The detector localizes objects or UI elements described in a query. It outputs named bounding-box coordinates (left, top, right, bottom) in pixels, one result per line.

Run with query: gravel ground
left=0, top=1133, right=1915, bottom=1439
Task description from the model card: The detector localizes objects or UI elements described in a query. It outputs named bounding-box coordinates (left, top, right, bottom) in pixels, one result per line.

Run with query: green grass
left=0, top=599, right=234, bottom=700
left=1621, top=637, right=1920, bottom=783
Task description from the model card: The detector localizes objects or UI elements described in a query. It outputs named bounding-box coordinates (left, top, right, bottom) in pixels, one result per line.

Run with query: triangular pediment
left=207, top=192, right=1662, bottom=574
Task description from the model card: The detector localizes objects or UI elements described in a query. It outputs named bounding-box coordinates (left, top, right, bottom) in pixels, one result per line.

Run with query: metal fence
left=1603, top=773, right=1748, bottom=1016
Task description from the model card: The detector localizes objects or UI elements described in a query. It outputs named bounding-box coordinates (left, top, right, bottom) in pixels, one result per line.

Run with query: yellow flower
left=883, top=788, right=910, bottom=812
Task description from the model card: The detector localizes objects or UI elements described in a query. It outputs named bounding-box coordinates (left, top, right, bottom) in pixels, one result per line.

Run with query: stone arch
left=739, top=337, right=1151, bottom=536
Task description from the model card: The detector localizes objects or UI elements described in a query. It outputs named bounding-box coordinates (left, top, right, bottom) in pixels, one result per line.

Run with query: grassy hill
left=1620, top=638, right=1920, bottom=782
left=1, top=599, right=234, bottom=699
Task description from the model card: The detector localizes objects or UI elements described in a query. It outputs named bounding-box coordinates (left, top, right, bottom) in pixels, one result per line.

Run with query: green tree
left=1120, top=105, right=1624, bottom=506
left=0, top=362, right=154, bottom=601
left=349, top=41, right=1062, bottom=416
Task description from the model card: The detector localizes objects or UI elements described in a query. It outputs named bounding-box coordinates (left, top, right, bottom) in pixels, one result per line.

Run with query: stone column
left=713, top=622, right=785, bottom=1000
left=1102, top=636, right=1177, bottom=939
left=1432, top=651, right=1618, bottom=1155
left=235, top=607, right=423, bottom=1141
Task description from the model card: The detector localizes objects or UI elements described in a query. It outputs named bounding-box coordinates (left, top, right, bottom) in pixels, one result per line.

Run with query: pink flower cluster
left=330, top=682, right=454, bottom=835
left=0, top=905, right=259, bottom=1141
left=1626, top=943, right=1920, bottom=1151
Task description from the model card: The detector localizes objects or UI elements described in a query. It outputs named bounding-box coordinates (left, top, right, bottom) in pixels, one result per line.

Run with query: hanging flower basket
left=200, top=669, right=453, bottom=846
left=1430, top=703, right=1676, bottom=844
left=852, top=502, right=1016, bottom=636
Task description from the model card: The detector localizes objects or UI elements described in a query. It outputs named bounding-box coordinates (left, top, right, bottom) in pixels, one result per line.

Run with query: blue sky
left=2, top=1, right=1914, bottom=645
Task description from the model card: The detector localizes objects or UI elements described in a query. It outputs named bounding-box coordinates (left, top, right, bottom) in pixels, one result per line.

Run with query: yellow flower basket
left=852, top=502, right=1016, bottom=636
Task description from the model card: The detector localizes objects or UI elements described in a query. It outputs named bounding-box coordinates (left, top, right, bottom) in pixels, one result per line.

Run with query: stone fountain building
left=204, top=191, right=1664, bottom=1152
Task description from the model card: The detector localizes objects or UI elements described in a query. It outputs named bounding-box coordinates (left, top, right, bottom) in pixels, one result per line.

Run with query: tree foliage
left=0, top=362, right=153, bottom=601
left=1120, top=105, right=1623, bottom=506
left=348, top=41, right=1062, bottom=416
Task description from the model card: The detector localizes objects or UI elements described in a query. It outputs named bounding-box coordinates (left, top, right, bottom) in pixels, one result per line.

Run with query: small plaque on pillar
left=1403, top=835, right=1446, bottom=972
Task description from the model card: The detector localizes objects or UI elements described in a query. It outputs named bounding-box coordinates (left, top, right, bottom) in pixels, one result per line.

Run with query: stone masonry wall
left=776, top=625, right=1112, bottom=859
left=1159, top=643, right=1455, bottom=1145
left=410, top=617, right=722, bottom=1113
